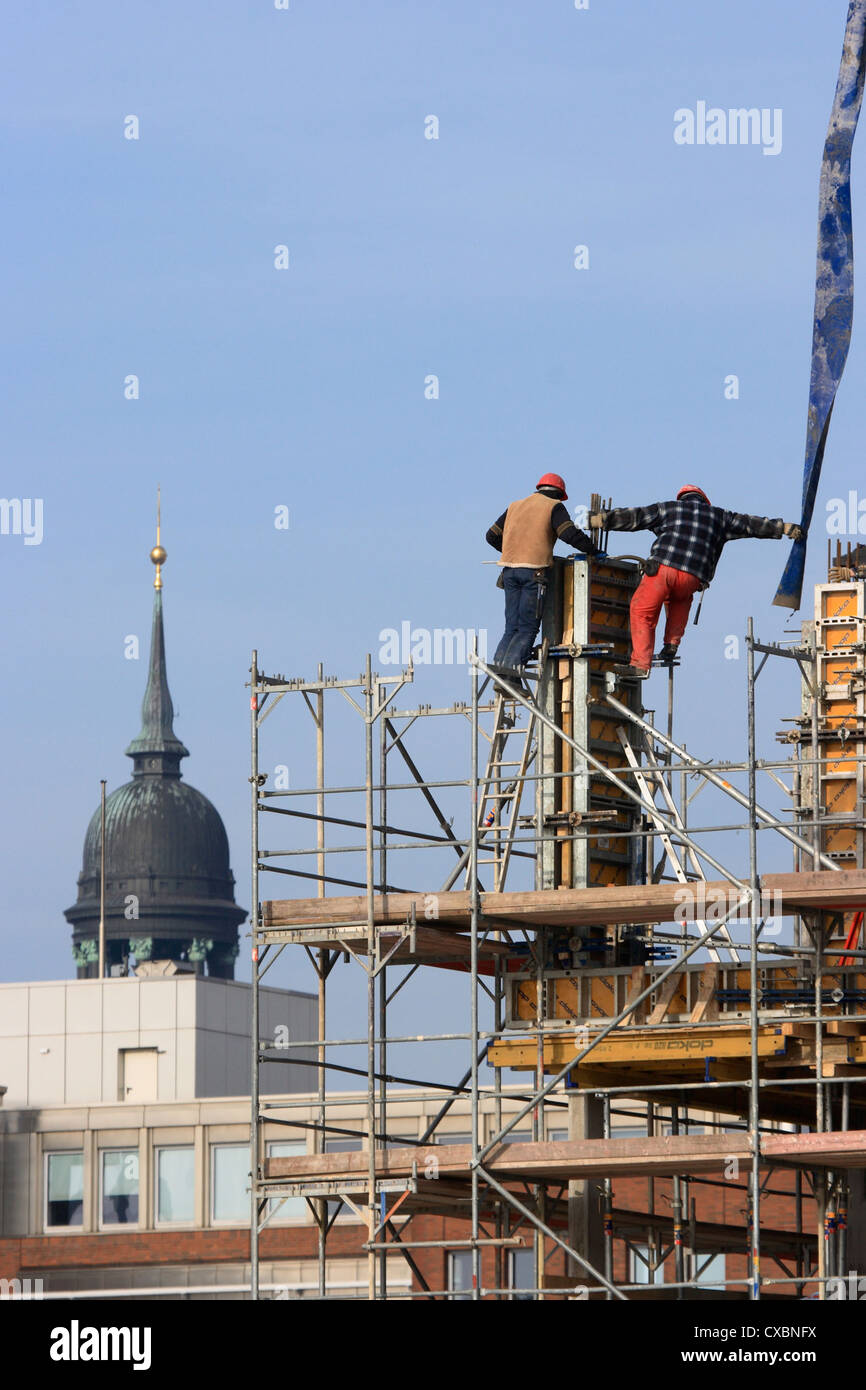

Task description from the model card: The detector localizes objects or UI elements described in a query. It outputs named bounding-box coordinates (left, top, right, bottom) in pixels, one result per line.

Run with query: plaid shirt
left=604, top=498, right=784, bottom=587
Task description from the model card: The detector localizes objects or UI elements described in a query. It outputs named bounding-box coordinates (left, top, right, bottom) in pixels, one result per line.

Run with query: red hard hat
left=677, top=484, right=711, bottom=505
left=537, top=473, right=568, bottom=500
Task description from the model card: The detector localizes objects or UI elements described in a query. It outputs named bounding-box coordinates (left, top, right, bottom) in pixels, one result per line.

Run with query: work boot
left=613, top=663, right=650, bottom=680
left=657, top=643, right=679, bottom=664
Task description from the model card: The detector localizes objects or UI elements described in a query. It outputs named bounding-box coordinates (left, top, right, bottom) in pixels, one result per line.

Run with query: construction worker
left=487, top=473, right=601, bottom=676
left=589, top=486, right=804, bottom=678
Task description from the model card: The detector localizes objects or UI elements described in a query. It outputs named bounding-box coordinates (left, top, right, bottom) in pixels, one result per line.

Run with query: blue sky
left=1, top=1, right=863, bottom=1077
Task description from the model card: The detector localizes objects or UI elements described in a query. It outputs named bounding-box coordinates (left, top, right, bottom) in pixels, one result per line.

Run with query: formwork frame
left=248, top=582, right=866, bottom=1300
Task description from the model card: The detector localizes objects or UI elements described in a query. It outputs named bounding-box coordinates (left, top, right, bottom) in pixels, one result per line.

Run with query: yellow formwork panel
left=587, top=861, right=629, bottom=887
left=770, top=964, right=800, bottom=990
left=511, top=978, right=539, bottom=1023
left=590, top=782, right=631, bottom=806
left=656, top=975, right=690, bottom=1017
left=590, top=714, right=626, bottom=743
left=824, top=624, right=861, bottom=649
left=820, top=585, right=863, bottom=622
left=590, top=837, right=630, bottom=859
left=589, top=588, right=630, bottom=613
left=589, top=622, right=630, bottom=646
left=825, top=712, right=860, bottom=729
left=489, top=1027, right=787, bottom=1073
left=828, top=715, right=864, bottom=734
left=823, top=970, right=866, bottom=993
left=822, top=657, right=858, bottom=690
left=505, top=965, right=866, bottom=1036
left=823, top=779, right=858, bottom=816
left=588, top=973, right=617, bottom=1019
left=825, top=757, right=860, bottom=784
left=815, top=584, right=864, bottom=877
left=550, top=976, right=582, bottom=1023
left=825, top=827, right=858, bottom=857
left=590, top=755, right=621, bottom=781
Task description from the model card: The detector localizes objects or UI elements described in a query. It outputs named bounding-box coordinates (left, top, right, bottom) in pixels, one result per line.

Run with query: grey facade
left=0, top=976, right=315, bottom=1109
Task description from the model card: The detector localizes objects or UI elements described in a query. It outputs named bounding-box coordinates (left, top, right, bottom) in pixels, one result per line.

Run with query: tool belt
left=637, top=556, right=708, bottom=591
left=495, top=567, right=549, bottom=612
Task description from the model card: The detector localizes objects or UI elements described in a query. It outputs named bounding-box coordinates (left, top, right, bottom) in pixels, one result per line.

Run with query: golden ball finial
left=150, top=543, right=166, bottom=589
left=152, top=488, right=165, bottom=588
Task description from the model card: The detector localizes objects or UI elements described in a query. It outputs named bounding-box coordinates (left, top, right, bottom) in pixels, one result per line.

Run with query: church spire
left=151, top=484, right=166, bottom=590
left=125, top=490, right=189, bottom=776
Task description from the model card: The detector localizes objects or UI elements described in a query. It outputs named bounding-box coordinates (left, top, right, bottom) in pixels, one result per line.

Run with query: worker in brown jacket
left=486, top=474, right=600, bottom=675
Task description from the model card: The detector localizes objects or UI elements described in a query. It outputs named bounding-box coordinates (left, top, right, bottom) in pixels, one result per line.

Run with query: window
left=694, top=1252, right=726, bottom=1291
left=101, top=1149, right=139, bottom=1226
left=630, top=1243, right=664, bottom=1286
left=156, top=1146, right=195, bottom=1224
left=448, top=1250, right=473, bottom=1300
left=45, top=1152, right=83, bottom=1228
left=547, top=1128, right=568, bottom=1143
left=509, top=1247, right=536, bottom=1300
left=212, top=1145, right=250, bottom=1224
left=267, top=1141, right=307, bottom=1222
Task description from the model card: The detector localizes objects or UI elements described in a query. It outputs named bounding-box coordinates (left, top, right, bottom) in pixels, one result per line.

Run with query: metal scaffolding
left=247, top=558, right=866, bottom=1300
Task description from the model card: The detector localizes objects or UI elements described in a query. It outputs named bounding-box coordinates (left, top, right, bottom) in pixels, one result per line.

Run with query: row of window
left=448, top=1249, right=535, bottom=1300
left=45, top=1142, right=305, bottom=1231
left=447, top=1248, right=727, bottom=1297
left=629, top=1245, right=726, bottom=1290
left=45, top=1146, right=730, bottom=1292
left=43, top=1127, right=578, bottom=1232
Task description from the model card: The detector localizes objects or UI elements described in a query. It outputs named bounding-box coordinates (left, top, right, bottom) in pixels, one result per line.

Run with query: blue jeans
left=493, top=568, right=547, bottom=670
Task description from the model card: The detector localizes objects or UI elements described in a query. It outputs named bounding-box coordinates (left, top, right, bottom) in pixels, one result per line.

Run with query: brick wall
left=0, top=1166, right=814, bottom=1296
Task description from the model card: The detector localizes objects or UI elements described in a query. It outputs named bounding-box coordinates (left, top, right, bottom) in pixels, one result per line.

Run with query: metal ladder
left=617, top=726, right=742, bottom=964
left=471, top=656, right=547, bottom=893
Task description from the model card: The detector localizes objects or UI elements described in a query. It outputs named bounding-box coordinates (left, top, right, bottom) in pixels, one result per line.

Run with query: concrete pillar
left=568, top=1091, right=605, bottom=1285
left=844, top=1169, right=866, bottom=1279
left=537, top=559, right=565, bottom=892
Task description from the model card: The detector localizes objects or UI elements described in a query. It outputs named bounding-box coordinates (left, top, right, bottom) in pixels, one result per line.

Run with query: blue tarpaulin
left=774, top=0, right=866, bottom=609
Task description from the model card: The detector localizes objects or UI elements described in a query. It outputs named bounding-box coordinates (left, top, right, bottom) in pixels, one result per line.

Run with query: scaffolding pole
left=248, top=595, right=866, bottom=1300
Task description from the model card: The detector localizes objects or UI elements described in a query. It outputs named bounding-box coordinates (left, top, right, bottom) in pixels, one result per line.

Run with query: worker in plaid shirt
left=590, top=486, right=803, bottom=678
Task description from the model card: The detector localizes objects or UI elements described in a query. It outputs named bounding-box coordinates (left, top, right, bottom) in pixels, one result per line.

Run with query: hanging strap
left=774, top=0, right=866, bottom=610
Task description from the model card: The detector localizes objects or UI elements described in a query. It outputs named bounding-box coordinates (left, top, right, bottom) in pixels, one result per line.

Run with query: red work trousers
left=629, top=564, right=702, bottom=670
